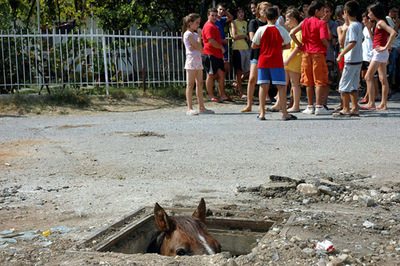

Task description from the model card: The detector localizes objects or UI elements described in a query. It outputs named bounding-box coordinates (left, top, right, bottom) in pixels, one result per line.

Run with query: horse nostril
left=176, top=248, right=187, bottom=256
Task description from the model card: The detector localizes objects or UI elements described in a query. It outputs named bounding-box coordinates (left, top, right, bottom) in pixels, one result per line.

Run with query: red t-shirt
left=202, top=21, right=223, bottom=59
left=252, top=25, right=291, bottom=68
left=301, top=17, right=329, bottom=54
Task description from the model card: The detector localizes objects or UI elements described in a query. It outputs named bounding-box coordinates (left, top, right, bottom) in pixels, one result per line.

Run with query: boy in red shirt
left=290, top=0, right=331, bottom=115
left=202, top=8, right=230, bottom=102
left=252, top=7, right=296, bottom=121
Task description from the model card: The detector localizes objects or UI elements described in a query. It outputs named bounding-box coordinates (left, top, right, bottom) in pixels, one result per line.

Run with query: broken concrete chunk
left=318, top=185, right=335, bottom=196
left=269, top=175, right=305, bottom=185
left=297, top=184, right=319, bottom=196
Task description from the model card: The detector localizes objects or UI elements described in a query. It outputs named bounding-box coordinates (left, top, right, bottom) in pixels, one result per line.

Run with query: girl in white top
left=182, top=13, right=214, bottom=115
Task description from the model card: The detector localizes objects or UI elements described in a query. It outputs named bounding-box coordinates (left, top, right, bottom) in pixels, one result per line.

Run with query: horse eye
left=176, top=248, right=187, bottom=256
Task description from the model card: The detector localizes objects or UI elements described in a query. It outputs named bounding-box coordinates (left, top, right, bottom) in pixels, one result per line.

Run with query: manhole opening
left=79, top=207, right=284, bottom=256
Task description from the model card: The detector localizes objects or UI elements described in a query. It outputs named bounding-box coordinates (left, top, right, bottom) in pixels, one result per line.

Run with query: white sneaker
left=199, top=109, right=215, bottom=114
left=302, top=106, right=315, bottom=115
left=186, top=109, right=199, bottom=116
left=315, top=106, right=332, bottom=115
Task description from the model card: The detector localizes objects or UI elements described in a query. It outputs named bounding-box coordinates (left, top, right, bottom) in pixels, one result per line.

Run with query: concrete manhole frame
left=73, top=205, right=292, bottom=258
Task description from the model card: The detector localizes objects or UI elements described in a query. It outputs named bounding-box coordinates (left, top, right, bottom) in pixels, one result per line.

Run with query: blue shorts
left=250, top=59, right=258, bottom=65
left=257, top=68, right=286, bottom=85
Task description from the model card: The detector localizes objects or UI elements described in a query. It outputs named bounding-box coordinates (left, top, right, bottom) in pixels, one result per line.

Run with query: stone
left=353, top=195, right=359, bottom=201
left=269, top=175, right=305, bottom=185
left=297, top=184, right=319, bottom=196
left=302, top=247, right=315, bottom=257
left=318, top=185, right=335, bottom=196
left=363, top=220, right=375, bottom=228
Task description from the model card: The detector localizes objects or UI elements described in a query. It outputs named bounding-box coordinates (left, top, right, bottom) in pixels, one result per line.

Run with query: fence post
left=101, top=34, right=109, bottom=95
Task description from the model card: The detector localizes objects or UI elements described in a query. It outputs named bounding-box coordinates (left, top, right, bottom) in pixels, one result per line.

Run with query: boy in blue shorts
left=335, top=0, right=363, bottom=117
left=252, top=7, right=297, bottom=121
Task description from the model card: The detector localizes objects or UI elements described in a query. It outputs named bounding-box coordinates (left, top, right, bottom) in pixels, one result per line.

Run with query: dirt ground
left=0, top=94, right=400, bottom=265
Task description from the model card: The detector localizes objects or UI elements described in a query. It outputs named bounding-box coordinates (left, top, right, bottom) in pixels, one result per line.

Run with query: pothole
left=76, top=206, right=288, bottom=257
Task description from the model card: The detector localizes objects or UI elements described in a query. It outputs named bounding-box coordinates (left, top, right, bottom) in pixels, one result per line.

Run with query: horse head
left=152, top=198, right=221, bottom=256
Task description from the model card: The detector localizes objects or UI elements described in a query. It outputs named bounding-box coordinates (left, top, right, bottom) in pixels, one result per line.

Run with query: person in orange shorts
left=290, top=0, right=331, bottom=115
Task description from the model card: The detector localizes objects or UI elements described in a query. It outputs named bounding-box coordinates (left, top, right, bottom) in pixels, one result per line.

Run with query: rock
left=318, top=185, right=335, bottom=196
left=363, top=220, right=375, bottom=229
left=390, top=193, right=400, bottom=203
left=302, top=247, right=315, bottom=257
left=353, top=195, right=359, bottom=201
left=379, top=186, right=392, bottom=193
left=269, top=175, right=305, bottom=185
left=303, top=198, right=311, bottom=204
left=297, top=184, right=319, bottom=196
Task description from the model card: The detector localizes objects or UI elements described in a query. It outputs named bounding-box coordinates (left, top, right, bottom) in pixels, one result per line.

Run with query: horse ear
left=192, top=198, right=206, bottom=223
left=154, top=202, right=175, bottom=233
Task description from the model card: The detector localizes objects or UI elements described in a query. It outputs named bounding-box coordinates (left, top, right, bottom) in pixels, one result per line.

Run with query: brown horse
left=147, top=198, right=221, bottom=256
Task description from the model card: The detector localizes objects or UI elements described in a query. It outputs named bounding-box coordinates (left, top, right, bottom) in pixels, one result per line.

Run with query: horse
left=147, top=198, right=221, bottom=256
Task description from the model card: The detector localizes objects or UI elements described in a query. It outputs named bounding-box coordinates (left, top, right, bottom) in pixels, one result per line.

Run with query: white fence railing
left=0, top=30, right=191, bottom=94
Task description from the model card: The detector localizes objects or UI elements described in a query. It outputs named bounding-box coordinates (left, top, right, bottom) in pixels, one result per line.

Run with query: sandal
left=332, top=111, right=351, bottom=117
left=267, top=107, right=279, bottom=112
left=282, top=114, right=297, bottom=121
left=360, top=105, right=376, bottom=111
left=210, top=97, right=221, bottom=103
left=257, top=114, right=266, bottom=120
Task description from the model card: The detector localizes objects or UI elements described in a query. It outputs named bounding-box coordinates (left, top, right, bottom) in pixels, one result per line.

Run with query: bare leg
left=194, top=70, right=206, bottom=111
left=186, top=70, right=196, bottom=111
left=206, top=74, right=216, bottom=99
left=242, top=63, right=257, bottom=112
left=350, top=91, right=358, bottom=114
left=217, top=69, right=228, bottom=99
left=364, top=61, right=379, bottom=108
left=277, top=84, right=289, bottom=118
left=341, top=92, right=351, bottom=113
left=235, top=69, right=243, bottom=96
left=258, top=83, right=269, bottom=118
left=306, top=86, right=314, bottom=106
left=377, top=63, right=389, bottom=110
left=287, top=71, right=301, bottom=112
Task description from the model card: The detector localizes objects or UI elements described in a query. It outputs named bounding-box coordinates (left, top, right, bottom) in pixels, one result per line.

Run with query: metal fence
left=0, top=30, right=189, bottom=94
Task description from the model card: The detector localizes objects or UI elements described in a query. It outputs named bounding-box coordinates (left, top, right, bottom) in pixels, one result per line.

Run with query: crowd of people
left=181, top=1, right=399, bottom=119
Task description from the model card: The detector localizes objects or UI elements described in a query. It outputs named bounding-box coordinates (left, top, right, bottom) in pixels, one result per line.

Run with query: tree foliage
left=0, top=0, right=400, bottom=32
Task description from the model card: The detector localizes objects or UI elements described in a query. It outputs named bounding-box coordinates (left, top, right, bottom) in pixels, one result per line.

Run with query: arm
left=376, top=20, right=398, bottom=51
left=290, top=22, right=303, bottom=48
left=337, top=42, right=356, bottom=61
left=225, top=10, right=234, bottom=23
left=188, top=30, right=203, bottom=52
left=230, top=21, right=248, bottom=41
left=208, top=38, right=225, bottom=53
left=284, top=46, right=300, bottom=65
left=337, top=24, right=348, bottom=49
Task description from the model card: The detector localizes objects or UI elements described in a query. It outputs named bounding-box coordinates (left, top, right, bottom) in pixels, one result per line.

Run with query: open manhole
left=77, top=206, right=288, bottom=256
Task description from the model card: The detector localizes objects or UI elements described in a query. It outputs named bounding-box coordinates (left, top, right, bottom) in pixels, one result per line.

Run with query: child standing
left=362, top=2, right=397, bottom=111
left=182, top=13, right=214, bottom=115
left=290, top=0, right=331, bottom=115
left=334, top=0, right=363, bottom=117
left=252, top=7, right=296, bottom=121
left=283, top=8, right=303, bottom=113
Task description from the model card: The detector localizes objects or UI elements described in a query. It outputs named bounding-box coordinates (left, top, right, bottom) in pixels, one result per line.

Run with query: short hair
left=256, top=1, right=272, bottom=18
left=217, top=3, right=226, bottom=9
left=208, top=7, right=218, bottom=16
left=308, top=0, right=325, bottom=16
left=344, top=0, right=360, bottom=18
left=266, top=7, right=278, bottom=20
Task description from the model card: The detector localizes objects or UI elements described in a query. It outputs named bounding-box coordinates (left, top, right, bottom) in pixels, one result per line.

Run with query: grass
left=0, top=85, right=186, bottom=114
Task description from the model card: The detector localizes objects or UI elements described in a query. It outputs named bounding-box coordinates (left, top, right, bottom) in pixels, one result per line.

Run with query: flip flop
left=359, top=105, right=376, bottom=111
left=350, top=112, right=360, bottom=117
left=257, top=115, right=266, bottom=120
left=221, top=96, right=233, bottom=102
left=333, top=111, right=351, bottom=117
left=282, top=114, right=297, bottom=121
left=267, top=107, right=279, bottom=112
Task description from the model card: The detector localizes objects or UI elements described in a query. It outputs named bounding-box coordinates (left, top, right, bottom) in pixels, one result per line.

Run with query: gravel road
left=1, top=96, right=400, bottom=265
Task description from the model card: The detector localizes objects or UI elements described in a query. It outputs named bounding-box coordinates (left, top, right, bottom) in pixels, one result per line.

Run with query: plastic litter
left=315, top=240, right=335, bottom=253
